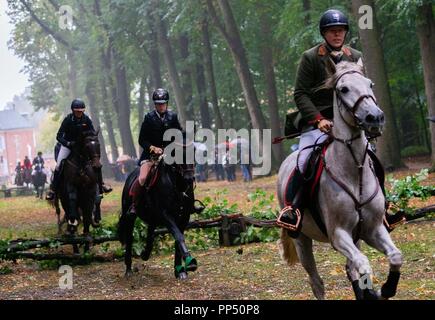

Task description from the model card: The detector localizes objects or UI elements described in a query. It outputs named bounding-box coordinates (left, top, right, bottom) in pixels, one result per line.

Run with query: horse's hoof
left=184, top=256, right=198, bottom=272
left=91, top=220, right=101, bottom=228
left=125, top=270, right=133, bottom=279
left=363, top=288, right=379, bottom=300
left=176, top=271, right=188, bottom=280
left=140, top=249, right=152, bottom=261
left=175, top=265, right=188, bottom=279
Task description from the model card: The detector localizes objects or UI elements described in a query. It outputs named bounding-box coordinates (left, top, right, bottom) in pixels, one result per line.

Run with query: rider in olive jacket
left=277, top=9, right=404, bottom=236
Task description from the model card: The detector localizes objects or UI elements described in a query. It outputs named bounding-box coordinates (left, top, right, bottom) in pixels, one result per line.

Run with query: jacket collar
left=318, top=43, right=352, bottom=58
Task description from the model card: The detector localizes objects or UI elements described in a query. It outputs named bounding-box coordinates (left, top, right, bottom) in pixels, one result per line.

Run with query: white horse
left=277, top=60, right=403, bottom=300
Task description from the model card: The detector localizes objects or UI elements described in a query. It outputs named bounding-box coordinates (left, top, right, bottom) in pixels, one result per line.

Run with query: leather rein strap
left=322, top=74, right=381, bottom=242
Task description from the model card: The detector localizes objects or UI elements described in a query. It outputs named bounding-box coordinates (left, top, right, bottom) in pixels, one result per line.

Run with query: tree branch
left=19, top=0, right=78, bottom=50
left=205, top=0, right=230, bottom=42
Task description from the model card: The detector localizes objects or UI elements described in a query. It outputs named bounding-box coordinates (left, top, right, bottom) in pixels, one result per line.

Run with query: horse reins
left=334, top=70, right=378, bottom=132
left=321, top=76, right=380, bottom=242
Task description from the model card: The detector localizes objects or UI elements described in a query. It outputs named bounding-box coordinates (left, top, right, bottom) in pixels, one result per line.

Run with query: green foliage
left=238, top=189, right=279, bottom=244
left=386, top=169, right=435, bottom=214
left=197, top=189, right=239, bottom=219
left=38, top=259, right=63, bottom=270
left=0, top=239, right=11, bottom=261
left=0, top=266, right=13, bottom=275
left=400, top=145, right=430, bottom=158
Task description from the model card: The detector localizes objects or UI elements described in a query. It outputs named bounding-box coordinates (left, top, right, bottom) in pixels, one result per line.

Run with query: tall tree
left=200, top=14, right=224, bottom=128
left=179, top=33, right=194, bottom=120
left=195, top=59, right=212, bottom=129
left=416, top=2, right=435, bottom=169
left=258, top=4, right=284, bottom=163
left=149, top=2, right=188, bottom=125
left=206, top=0, right=267, bottom=130
left=351, top=0, right=402, bottom=169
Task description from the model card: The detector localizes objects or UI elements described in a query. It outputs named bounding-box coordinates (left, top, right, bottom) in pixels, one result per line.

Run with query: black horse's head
left=172, top=136, right=195, bottom=183
left=78, top=130, right=102, bottom=169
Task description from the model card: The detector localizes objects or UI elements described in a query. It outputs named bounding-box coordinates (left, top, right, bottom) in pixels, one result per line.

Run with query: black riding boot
left=277, top=169, right=305, bottom=238
left=46, top=169, right=61, bottom=200
left=95, top=167, right=112, bottom=195
left=129, top=179, right=144, bottom=215
left=368, top=150, right=406, bottom=232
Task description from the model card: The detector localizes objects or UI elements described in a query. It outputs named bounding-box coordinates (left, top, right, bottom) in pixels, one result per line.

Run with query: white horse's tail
left=277, top=228, right=299, bottom=266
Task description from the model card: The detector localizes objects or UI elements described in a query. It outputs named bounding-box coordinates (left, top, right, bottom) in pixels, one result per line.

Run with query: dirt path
left=0, top=156, right=434, bottom=300
left=0, top=219, right=433, bottom=300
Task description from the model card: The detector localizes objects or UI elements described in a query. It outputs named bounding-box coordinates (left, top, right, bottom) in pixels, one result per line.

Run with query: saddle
left=302, top=141, right=331, bottom=236
left=284, top=139, right=404, bottom=236
left=129, top=160, right=161, bottom=197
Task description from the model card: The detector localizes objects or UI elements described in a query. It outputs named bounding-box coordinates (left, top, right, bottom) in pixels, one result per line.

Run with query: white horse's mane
left=318, top=61, right=365, bottom=91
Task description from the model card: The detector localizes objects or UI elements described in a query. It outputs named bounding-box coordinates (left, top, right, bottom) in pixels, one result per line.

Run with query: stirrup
left=101, top=185, right=113, bottom=194
left=276, top=206, right=301, bottom=231
left=383, top=210, right=406, bottom=232
left=193, top=199, right=206, bottom=214
left=45, top=190, right=55, bottom=200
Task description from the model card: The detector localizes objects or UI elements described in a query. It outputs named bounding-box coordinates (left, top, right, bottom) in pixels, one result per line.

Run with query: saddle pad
left=129, top=165, right=160, bottom=196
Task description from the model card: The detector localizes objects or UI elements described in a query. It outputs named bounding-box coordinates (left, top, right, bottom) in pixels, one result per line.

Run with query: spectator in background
left=23, top=156, right=32, bottom=170
left=214, top=149, right=225, bottom=181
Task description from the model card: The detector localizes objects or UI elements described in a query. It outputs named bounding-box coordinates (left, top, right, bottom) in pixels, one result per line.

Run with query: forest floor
left=0, top=156, right=433, bottom=300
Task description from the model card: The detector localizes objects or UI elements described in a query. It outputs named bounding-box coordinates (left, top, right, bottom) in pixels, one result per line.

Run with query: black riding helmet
left=152, top=88, right=169, bottom=104
left=71, top=99, right=86, bottom=111
left=319, top=9, right=349, bottom=35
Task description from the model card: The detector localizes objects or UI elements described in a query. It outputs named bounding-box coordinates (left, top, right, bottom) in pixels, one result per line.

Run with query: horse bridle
left=334, top=70, right=379, bottom=136
left=322, top=70, right=381, bottom=243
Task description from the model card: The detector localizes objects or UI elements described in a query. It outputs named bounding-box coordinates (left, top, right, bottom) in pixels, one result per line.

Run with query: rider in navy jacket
left=46, top=99, right=111, bottom=200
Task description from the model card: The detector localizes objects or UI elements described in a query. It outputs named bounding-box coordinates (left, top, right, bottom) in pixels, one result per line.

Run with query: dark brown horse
left=52, top=131, right=101, bottom=252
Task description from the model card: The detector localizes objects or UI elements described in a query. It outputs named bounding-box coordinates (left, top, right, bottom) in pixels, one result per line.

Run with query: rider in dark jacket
left=46, top=99, right=112, bottom=200
left=32, top=152, right=45, bottom=169
left=131, top=88, right=203, bottom=214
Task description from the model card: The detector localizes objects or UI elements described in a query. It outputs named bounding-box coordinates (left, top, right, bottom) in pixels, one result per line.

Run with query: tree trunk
left=201, top=15, right=224, bottom=129
left=112, top=48, right=137, bottom=157
left=150, top=3, right=188, bottom=126
left=302, top=0, right=311, bottom=26
left=206, top=0, right=267, bottom=130
left=179, top=34, right=194, bottom=121
left=259, top=8, right=284, bottom=164
left=195, top=60, right=212, bottom=129
left=351, top=0, right=402, bottom=170
left=66, top=49, right=78, bottom=114
left=98, top=71, right=119, bottom=163
left=146, top=78, right=155, bottom=112
left=138, top=73, right=146, bottom=154
left=146, top=9, right=163, bottom=90
left=416, top=2, right=435, bottom=169
left=138, top=73, right=146, bottom=126
left=85, top=78, right=111, bottom=173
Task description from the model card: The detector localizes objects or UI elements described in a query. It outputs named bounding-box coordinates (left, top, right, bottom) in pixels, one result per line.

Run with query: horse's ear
left=325, top=57, right=337, bottom=77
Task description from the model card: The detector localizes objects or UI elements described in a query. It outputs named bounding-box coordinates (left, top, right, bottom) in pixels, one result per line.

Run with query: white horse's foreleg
left=345, top=241, right=361, bottom=282
left=331, top=228, right=372, bottom=274
left=294, top=234, right=325, bottom=300
left=364, top=226, right=403, bottom=299
left=331, top=228, right=380, bottom=299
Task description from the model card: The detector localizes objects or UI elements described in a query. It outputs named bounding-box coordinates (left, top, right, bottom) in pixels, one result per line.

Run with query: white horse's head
left=324, top=59, right=385, bottom=138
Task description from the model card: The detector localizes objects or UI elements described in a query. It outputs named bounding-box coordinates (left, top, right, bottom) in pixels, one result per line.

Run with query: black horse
left=32, top=164, right=47, bottom=199
left=14, top=167, right=24, bottom=186
left=118, top=143, right=198, bottom=279
left=51, top=131, right=101, bottom=252
left=23, top=168, right=32, bottom=188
